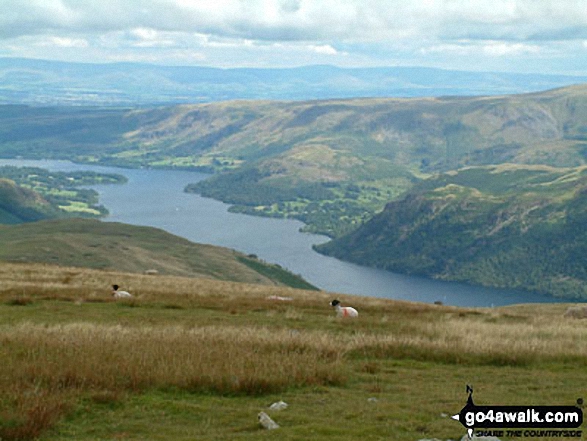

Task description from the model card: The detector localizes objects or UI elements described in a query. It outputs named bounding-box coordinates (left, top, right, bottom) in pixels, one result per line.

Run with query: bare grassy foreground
left=0, top=262, right=585, bottom=440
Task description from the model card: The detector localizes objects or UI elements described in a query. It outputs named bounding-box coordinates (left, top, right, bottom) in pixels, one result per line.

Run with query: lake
left=0, top=158, right=566, bottom=307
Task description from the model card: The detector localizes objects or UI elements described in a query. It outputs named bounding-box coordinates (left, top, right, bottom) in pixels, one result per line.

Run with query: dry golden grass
left=0, top=261, right=585, bottom=440
left=0, top=323, right=346, bottom=394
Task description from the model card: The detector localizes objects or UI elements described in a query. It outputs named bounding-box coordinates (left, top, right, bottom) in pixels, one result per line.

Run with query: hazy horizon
left=1, top=1, right=586, bottom=76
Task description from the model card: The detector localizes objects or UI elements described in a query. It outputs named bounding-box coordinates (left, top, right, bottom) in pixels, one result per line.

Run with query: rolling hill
left=0, top=218, right=317, bottom=289
left=2, top=83, right=587, bottom=236
left=317, top=165, right=587, bottom=299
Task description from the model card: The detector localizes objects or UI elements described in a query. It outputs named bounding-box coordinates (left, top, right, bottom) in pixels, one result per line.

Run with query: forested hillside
left=317, top=165, right=587, bottom=299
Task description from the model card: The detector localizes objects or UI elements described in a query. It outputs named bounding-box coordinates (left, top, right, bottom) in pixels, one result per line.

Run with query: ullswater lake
left=0, top=158, right=568, bottom=307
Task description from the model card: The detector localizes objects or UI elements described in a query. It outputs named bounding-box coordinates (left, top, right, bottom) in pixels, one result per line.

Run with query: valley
left=1, top=84, right=587, bottom=298
left=3, top=4, right=587, bottom=441
left=2, top=84, right=587, bottom=238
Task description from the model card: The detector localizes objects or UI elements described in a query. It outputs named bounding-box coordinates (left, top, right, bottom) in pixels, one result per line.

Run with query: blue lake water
left=0, top=158, right=567, bottom=307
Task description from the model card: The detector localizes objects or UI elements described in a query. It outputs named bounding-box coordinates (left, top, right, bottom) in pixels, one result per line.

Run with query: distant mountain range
left=1, top=57, right=587, bottom=105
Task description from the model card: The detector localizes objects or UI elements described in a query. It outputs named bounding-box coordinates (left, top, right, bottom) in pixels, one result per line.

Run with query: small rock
left=258, top=412, right=279, bottom=430
left=367, top=397, right=379, bottom=403
left=267, top=295, right=293, bottom=301
left=269, top=400, right=288, bottom=411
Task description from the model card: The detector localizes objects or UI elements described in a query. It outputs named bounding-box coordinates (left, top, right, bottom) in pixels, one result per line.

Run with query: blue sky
left=1, top=0, right=587, bottom=75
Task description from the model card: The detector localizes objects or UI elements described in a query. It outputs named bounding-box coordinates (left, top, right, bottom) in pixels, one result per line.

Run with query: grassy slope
left=0, top=262, right=584, bottom=441
left=0, top=218, right=316, bottom=289
left=318, top=164, right=587, bottom=299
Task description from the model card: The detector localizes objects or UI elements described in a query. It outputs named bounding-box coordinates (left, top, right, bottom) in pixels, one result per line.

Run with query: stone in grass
left=258, top=412, right=279, bottom=430
left=269, top=400, right=288, bottom=411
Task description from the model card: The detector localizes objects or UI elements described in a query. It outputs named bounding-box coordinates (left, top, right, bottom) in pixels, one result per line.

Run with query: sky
left=1, top=0, right=587, bottom=75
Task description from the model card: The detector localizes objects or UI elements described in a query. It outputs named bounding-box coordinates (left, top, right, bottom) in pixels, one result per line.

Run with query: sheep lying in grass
left=112, top=284, right=132, bottom=299
left=564, top=305, right=587, bottom=319
left=330, top=299, right=358, bottom=318
left=258, top=412, right=279, bottom=430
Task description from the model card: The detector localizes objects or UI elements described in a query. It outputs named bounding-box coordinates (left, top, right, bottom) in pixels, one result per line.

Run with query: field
left=0, top=262, right=585, bottom=440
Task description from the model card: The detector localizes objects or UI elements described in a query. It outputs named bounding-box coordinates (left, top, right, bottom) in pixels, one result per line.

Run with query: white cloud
left=42, top=36, right=89, bottom=48
left=481, top=41, right=541, bottom=56
left=310, top=44, right=338, bottom=55
left=129, top=28, right=176, bottom=47
left=1, top=0, right=585, bottom=43
left=0, top=1, right=585, bottom=73
left=422, top=40, right=542, bottom=57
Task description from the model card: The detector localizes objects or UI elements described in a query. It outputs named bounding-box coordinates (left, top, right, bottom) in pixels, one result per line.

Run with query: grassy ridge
left=0, top=262, right=585, bottom=440
left=0, top=218, right=316, bottom=289
left=318, top=164, right=587, bottom=299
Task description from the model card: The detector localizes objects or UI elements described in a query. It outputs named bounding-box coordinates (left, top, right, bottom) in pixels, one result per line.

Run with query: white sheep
left=330, top=299, right=358, bottom=318
left=112, top=284, right=132, bottom=299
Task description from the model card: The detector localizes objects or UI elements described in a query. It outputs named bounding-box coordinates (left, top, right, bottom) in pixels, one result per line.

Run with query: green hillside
left=0, top=178, right=61, bottom=223
left=1, top=85, right=587, bottom=235
left=317, top=164, right=587, bottom=299
left=0, top=218, right=317, bottom=289
left=183, top=85, right=587, bottom=235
